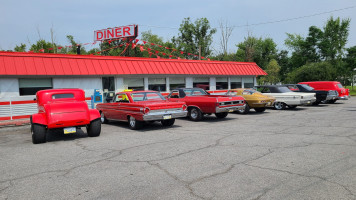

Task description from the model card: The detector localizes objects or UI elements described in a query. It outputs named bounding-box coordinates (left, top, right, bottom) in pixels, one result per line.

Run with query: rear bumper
left=143, top=110, right=188, bottom=121
left=339, top=95, right=350, bottom=100
left=326, top=95, right=338, bottom=101
left=216, top=105, right=245, bottom=113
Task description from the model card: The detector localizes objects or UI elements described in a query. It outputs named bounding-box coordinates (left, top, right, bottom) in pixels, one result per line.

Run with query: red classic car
left=167, top=88, right=245, bottom=121
left=31, top=89, right=101, bottom=144
left=298, top=81, right=350, bottom=103
left=96, top=90, right=188, bottom=129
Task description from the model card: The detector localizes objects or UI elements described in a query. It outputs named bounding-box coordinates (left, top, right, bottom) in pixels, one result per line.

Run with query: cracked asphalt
left=1, top=99, right=356, bottom=200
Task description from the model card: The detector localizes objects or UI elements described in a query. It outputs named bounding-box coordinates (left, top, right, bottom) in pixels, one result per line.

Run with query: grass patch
left=345, top=86, right=356, bottom=96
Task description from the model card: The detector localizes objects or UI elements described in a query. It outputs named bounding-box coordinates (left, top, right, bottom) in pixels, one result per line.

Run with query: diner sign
left=94, top=25, right=137, bottom=41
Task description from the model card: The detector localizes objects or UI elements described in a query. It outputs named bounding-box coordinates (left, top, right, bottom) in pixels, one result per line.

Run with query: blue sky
left=1, top=0, right=355, bottom=54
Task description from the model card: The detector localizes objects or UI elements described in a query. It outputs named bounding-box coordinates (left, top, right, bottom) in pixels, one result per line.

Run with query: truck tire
left=32, top=123, right=47, bottom=144
left=188, top=107, right=203, bottom=121
left=129, top=116, right=143, bottom=130
left=254, top=107, right=266, bottom=112
left=236, top=104, right=250, bottom=114
left=215, top=112, right=228, bottom=118
left=87, top=119, right=101, bottom=137
left=161, top=119, right=175, bottom=126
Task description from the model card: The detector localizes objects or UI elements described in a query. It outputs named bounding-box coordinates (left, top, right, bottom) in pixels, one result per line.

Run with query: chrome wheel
left=100, top=112, right=105, bottom=123
left=274, top=102, right=285, bottom=110
left=191, top=109, right=198, bottom=119
left=129, top=116, right=136, bottom=127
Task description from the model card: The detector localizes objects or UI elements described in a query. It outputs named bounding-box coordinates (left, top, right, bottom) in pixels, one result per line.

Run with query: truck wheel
left=215, top=112, right=228, bottom=118
left=161, top=119, right=175, bottom=126
left=236, top=104, right=250, bottom=114
left=129, top=116, right=143, bottom=130
left=87, top=119, right=101, bottom=137
left=32, top=123, right=47, bottom=144
left=188, top=107, right=203, bottom=121
left=274, top=102, right=286, bottom=110
left=100, top=112, right=108, bottom=124
left=328, top=100, right=337, bottom=104
left=254, top=107, right=266, bottom=112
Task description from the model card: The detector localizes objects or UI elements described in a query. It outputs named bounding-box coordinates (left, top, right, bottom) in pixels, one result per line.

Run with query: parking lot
left=0, top=99, right=356, bottom=200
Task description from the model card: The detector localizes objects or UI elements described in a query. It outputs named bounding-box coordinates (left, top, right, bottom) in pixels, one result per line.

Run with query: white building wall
left=53, top=77, right=102, bottom=97
left=0, top=78, right=20, bottom=100
left=185, top=77, right=193, bottom=88
left=210, top=77, right=216, bottom=91
left=115, top=77, right=125, bottom=92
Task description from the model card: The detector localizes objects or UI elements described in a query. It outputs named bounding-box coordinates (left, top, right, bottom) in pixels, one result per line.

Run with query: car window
left=337, top=83, right=343, bottom=88
left=183, top=88, right=208, bottom=96
left=115, top=94, right=130, bottom=103
left=52, top=93, right=74, bottom=99
left=169, top=90, right=180, bottom=98
left=300, top=84, right=314, bottom=91
left=277, top=87, right=292, bottom=93
left=259, top=87, right=271, bottom=93
left=131, top=92, right=165, bottom=102
left=287, top=85, right=299, bottom=91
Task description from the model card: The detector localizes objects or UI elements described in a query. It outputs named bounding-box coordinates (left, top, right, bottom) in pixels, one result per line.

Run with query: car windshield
left=183, top=88, right=209, bottom=96
left=52, top=93, right=74, bottom=99
left=276, top=86, right=292, bottom=93
left=300, top=84, right=314, bottom=91
left=242, top=89, right=257, bottom=95
left=131, top=92, right=166, bottom=102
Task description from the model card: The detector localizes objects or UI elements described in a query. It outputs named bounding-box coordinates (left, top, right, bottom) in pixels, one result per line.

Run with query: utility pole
left=199, top=45, right=201, bottom=60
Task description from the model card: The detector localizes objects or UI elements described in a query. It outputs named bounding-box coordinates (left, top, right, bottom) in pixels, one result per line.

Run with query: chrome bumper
left=143, top=110, right=188, bottom=121
left=326, top=95, right=338, bottom=100
left=216, top=105, right=245, bottom=113
left=301, top=99, right=316, bottom=105
left=339, top=95, right=350, bottom=100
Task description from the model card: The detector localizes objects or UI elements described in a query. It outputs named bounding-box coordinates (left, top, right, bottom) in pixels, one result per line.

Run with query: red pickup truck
left=298, top=81, right=350, bottom=103
left=30, top=89, right=101, bottom=144
left=167, top=88, right=245, bottom=121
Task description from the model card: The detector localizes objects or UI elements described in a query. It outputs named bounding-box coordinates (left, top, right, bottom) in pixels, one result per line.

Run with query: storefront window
left=230, top=77, right=242, bottom=89
left=124, top=78, right=144, bottom=90
left=19, top=78, right=52, bottom=96
left=243, top=77, right=254, bottom=88
left=148, top=78, right=166, bottom=92
left=102, top=77, right=115, bottom=92
left=216, top=77, right=228, bottom=89
left=193, top=77, right=209, bottom=90
left=169, top=78, right=185, bottom=90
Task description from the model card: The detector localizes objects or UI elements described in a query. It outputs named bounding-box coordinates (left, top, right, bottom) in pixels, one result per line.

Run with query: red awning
left=0, top=52, right=267, bottom=76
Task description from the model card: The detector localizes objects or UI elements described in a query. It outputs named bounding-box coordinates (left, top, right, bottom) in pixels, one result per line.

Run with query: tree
left=172, top=17, right=217, bottom=59
left=14, top=43, right=27, bottom=52
left=285, top=62, right=337, bottom=83
left=344, top=46, right=356, bottom=87
left=30, top=39, right=56, bottom=53
left=235, top=36, right=277, bottom=69
left=259, top=59, right=281, bottom=84
left=219, top=20, right=234, bottom=56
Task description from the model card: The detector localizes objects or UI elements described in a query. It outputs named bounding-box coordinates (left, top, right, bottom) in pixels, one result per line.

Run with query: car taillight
left=144, top=107, right=150, bottom=114
left=216, top=102, right=220, bottom=107
left=182, top=104, right=187, bottom=111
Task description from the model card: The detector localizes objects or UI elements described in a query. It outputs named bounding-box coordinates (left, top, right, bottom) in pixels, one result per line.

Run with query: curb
left=0, top=120, right=31, bottom=128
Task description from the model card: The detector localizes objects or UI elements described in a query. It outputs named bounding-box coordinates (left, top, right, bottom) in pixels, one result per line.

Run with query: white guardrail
left=0, top=97, right=92, bottom=120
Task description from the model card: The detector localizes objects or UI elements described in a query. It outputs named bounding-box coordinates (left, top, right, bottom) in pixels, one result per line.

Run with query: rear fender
left=89, top=109, right=101, bottom=121
left=188, top=105, right=202, bottom=111
left=31, top=113, right=47, bottom=125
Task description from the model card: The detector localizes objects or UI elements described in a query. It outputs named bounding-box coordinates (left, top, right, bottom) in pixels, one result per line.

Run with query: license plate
left=267, top=102, right=271, bottom=106
left=163, top=115, right=172, bottom=120
left=228, top=109, right=234, bottom=112
left=64, top=127, right=76, bottom=134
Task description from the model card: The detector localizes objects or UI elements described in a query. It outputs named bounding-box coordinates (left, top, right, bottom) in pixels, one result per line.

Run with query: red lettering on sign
left=107, top=29, right=114, bottom=38
left=96, top=32, right=103, bottom=40
left=123, top=27, right=130, bottom=36
left=115, top=28, right=122, bottom=37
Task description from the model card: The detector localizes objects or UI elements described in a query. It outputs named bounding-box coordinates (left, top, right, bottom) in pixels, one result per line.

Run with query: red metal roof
left=0, top=52, right=267, bottom=76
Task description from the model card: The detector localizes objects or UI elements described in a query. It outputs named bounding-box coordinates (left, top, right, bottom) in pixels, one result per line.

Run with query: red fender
left=89, top=109, right=100, bottom=121
left=31, top=113, right=47, bottom=125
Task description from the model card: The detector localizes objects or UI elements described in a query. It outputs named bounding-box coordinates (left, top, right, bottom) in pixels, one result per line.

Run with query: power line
left=139, top=5, right=356, bottom=30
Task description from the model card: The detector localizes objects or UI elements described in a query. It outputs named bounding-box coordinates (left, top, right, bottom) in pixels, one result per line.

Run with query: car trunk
left=136, top=101, right=184, bottom=111
left=46, top=101, right=90, bottom=128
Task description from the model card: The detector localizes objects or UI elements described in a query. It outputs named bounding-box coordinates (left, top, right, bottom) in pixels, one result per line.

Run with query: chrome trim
left=216, top=105, right=245, bottom=113
left=338, top=96, right=349, bottom=100
left=143, top=110, right=188, bottom=121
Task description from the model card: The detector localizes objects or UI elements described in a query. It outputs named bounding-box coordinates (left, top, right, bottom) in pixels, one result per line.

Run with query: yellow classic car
left=225, top=89, right=276, bottom=114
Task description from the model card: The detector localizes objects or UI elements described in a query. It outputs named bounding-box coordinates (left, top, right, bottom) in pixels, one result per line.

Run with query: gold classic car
left=225, top=89, right=275, bottom=114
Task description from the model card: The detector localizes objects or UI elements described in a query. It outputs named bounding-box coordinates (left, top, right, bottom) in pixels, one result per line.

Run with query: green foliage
left=259, top=59, right=280, bottom=84
left=285, top=62, right=337, bottom=83
left=172, top=17, right=217, bottom=59
left=235, top=36, right=277, bottom=69
left=30, top=39, right=57, bottom=53
left=14, top=43, right=27, bottom=52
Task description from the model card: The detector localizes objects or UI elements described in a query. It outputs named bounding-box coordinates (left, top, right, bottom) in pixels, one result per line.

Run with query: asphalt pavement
left=0, top=99, right=356, bottom=200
